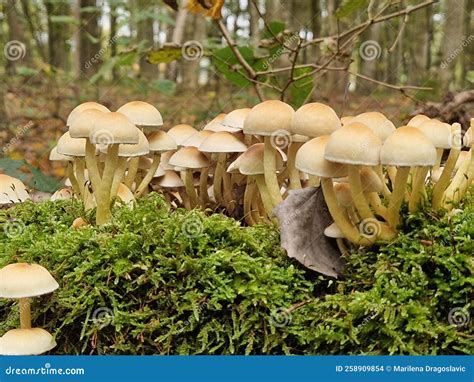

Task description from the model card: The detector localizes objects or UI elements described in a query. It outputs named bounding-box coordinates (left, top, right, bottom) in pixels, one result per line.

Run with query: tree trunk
left=110, top=0, right=118, bottom=80
left=181, top=14, right=205, bottom=90
left=136, top=0, right=156, bottom=79
left=5, top=0, right=28, bottom=74
left=249, top=0, right=260, bottom=48
left=168, top=6, right=188, bottom=81
left=79, top=0, right=101, bottom=79
left=45, top=0, right=70, bottom=70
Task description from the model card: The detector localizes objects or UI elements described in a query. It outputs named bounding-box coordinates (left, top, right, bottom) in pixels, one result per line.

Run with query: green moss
left=0, top=193, right=472, bottom=355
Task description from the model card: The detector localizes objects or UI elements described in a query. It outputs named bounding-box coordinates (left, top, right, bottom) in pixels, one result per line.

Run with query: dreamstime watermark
left=90, top=129, right=114, bottom=150
left=2, top=121, right=33, bottom=155
left=181, top=215, right=204, bottom=238
left=91, top=307, right=115, bottom=329
left=270, top=129, right=292, bottom=150
left=262, top=34, right=300, bottom=70
left=269, top=307, right=292, bottom=327
left=182, top=40, right=204, bottom=61
left=84, top=34, right=120, bottom=70
left=359, top=218, right=381, bottom=240
left=3, top=219, right=26, bottom=238
left=4, top=40, right=26, bottom=61
left=440, top=35, right=474, bottom=69
left=4, top=363, right=85, bottom=376
left=355, top=303, right=384, bottom=332
left=359, top=40, right=381, bottom=61
left=175, top=301, right=210, bottom=333
left=448, top=307, right=470, bottom=328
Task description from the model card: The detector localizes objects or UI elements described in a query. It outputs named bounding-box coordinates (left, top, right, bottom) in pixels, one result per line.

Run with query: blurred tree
left=45, top=0, right=71, bottom=70
left=78, top=0, right=101, bottom=78
left=136, top=0, right=157, bottom=79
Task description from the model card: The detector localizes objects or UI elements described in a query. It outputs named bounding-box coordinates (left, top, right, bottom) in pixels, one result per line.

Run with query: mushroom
left=0, top=328, right=56, bottom=355
left=56, top=131, right=87, bottom=196
left=0, top=174, right=29, bottom=204
left=167, top=124, right=198, bottom=146
left=90, top=112, right=140, bottom=225
left=50, top=187, right=74, bottom=201
left=380, top=126, right=437, bottom=227
left=199, top=131, right=247, bottom=212
left=168, top=147, right=210, bottom=208
left=153, top=170, right=187, bottom=207
left=324, top=222, right=348, bottom=255
left=407, top=114, right=430, bottom=128
left=243, top=100, right=294, bottom=208
left=66, top=101, right=110, bottom=127
left=0, top=263, right=59, bottom=328
left=290, top=102, right=341, bottom=190
left=203, top=113, right=227, bottom=131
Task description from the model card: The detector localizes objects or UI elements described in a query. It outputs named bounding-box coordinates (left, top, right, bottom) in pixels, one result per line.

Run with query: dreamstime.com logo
left=4, top=40, right=26, bottom=61
left=182, top=40, right=204, bottom=61
left=269, top=307, right=292, bottom=327
left=448, top=307, right=470, bottom=328
left=4, top=363, right=85, bottom=376
left=262, top=34, right=300, bottom=70
left=91, top=307, right=115, bottom=329
left=3, top=219, right=26, bottom=238
left=440, top=35, right=474, bottom=69
left=270, top=129, right=292, bottom=150
left=181, top=215, right=204, bottom=238
left=359, top=40, right=381, bottom=61
left=84, top=34, right=119, bottom=70
left=2, top=121, right=33, bottom=155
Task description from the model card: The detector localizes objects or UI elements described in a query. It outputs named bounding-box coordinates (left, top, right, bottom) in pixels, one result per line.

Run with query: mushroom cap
left=118, top=129, right=149, bottom=157
left=66, top=101, right=110, bottom=127
left=360, top=167, right=383, bottom=193
left=415, top=119, right=453, bottom=149
left=49, top=146, right=73, bottom=161
left=69, top=108, right=107, bottom=138
left=203, top=113, right=227, bottom=131
left=0, top=263, right=59, bottom=298
left=291, top=102, right=341, bottom=137
left=153, top=165, right=166, bottom=178
left=148, top=130, right=177, bottom=152
left=0, top=174, right=29, bottom=204
left=221, top=108, right=251, bottom=130
left=182, top=130, right=213, bottom=148
left=243, top=100, right=294, bottom=136
left=463, top=126, right=472, bottom=147
left=380, top=126, right=437, bottom=167
left=116, top=101, right=163, bottom=129
left=407, top=114, right=430, bottom=128
left=333, top=182, right=353, bottom=207
left=292, top=134, right=309, bottom=143
left=0, top=328, right=56, bottom=355
left=296, top=136, right=348, bottom=178
left=324, top=222, right=344, bottom=238
left=238, top=143, right=285, bottom=176
left=455, top=151, right=469, bottom=170
left=51, top=187, right=74, bottom=201
left=340, top=116, right=354, bottom=126
left=137, top=157, right=153, bottom=169
left=117, top=183, right=135, bottom=205
left=167, top=124, right=198, bottom=146
left=325, top=122, right=382, bottom=166
left=169, top=147, right=210, bottom=169
left=160, top=150, right=177, bottom=170
left=156, top=170, right=184, bottom=188
left=199, top=131, right=247, bottom=153
left=90, top=112, right=140, bottom=145
left=352, top=111, right=396, bottom=141
left=227, top=156, right=242, bottom=173
left=57, top=132, right=86, bottom=157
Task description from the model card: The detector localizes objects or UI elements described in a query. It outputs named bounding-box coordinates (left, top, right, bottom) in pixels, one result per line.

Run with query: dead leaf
left=273, top=187, right=344, bottom=278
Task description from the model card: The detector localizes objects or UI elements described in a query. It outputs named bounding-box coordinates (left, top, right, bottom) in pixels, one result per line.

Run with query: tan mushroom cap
left=117, top=183, right=135, bottom=205
left=182, top=130, right=213, bottom=148
left=169, top=147, right=210, bottom=169
left=148, top=130, right=177, bottom=152
left=352, top=111, right=396, bottom=141
left=117, top=101, right=163, bottom=129
left=462, top=126, right=472, bottom=147
left=56, top=132, right=86, bottom=157
left=415, top=119, right=453, bottom=149
left=160, top=150, right=176, bottom=170
left=455, top=151, right=469, bottom=169
left=341, top=116, right=354, bottom=126
left=199, top=131, right=247, bottom=153
left=333, top=182, right=353, bottom=207
left=238, top=143, right=285, bottom=175
left=243, top=100, right=294, bottom=136
left=167, top=124, right=198, bottom=146
left=221, top=108, right=251, bottom=131
left=407, top=114, right=430, bottom=128
left=291, top=102, right=341, bottom=137
left=51, top=187, right=74, bottom=201
left=69, top=108, right=107, bottom=138
left=380, top=126, right=437, bottom=167
left=0, top=174, right=30, bottom=204
left=203, top=113, right=227, bottom=131
left=227, top=156, right=242, bottom=173
left=0, top=328, right=56, bottom=355
left=156, top=170, right=184, bottom=188
left=66, top=101, right=110, bottom=127
left=118, top=130, right=149, bottom=157
left=292, top=134, right=309, bottom=143
left=324, top=222, right=344, bottom=238
left=90, top=112, right=140, bottom=145
left=296, top=136, right=348, bottom=178
left=49, top=146, right=73, bottom=161
left=153, top=165, right=166, bottom=178
left=325, top=122, right=382, bottom=166
left=0, top=263, right=59, bottom=298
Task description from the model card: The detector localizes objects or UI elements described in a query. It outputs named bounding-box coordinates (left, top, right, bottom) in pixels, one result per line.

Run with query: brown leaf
left=273, top=187, right=344, bottom=278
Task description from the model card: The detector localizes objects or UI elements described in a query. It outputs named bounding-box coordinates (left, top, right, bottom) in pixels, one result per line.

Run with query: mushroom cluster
left=0, top=263, right=59, bottom=355
left=50, top=100, right=473, bottom=238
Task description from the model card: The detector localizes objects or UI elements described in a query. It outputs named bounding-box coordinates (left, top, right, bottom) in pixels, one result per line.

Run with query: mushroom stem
left=85, top=140, right=101, bottom=195
left=244, top=177, right=256, bottom=225
left=255, top=174, right=275, bottom=217
left=375, top=164, right=391, bottom=198
left=365, top=191, right=389, bottom=221
left=213, top=153, right=226, bottom=205
left=110, top=157, right=127, bottom=201
left=135, top=153, right=162, bottom=198
left=307, top=175, right=320, bottom=187
left=432, top=147, right=460, bottom=209
left=409, top=166, right=430, bottom=213
left=96, top=144, right=119, bottom=225
left=263, top=136, right=283, bottom=206
left=75, top=158, right=86, bottom=194
left=443, top=149, right=473, bottom=209
left=183, top=169, right=198, bottom=209
left=387, top=166, right=411, bottom=228
left=387, top=166, right=397, bottom=187
left=433, top=148, right=443, bottom=172
left=287, top=142, right=302, bottom=189
left=19, top=297, right=31, bottom=329
left=348, top=165, right=375, bottom=220
left=66, top=162, right=80, bottom=195
left=178, top=188, right=191, bottom=209
left=124, top=157, right=140, bottom=189
left=199, top=167, right=210, bottom=207
left=321, top=178, right=373, bottom=246
left=223, top=166, right=236, bottom=214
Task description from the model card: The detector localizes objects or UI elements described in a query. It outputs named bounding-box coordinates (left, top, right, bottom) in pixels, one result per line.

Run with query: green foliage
left=0, top=158, right=60, bottom=192
left=335, top=0, right=370, bottom=18
left=150, top=79, right=177, bottom=96
left=0, top=194, right=472, bottom=355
